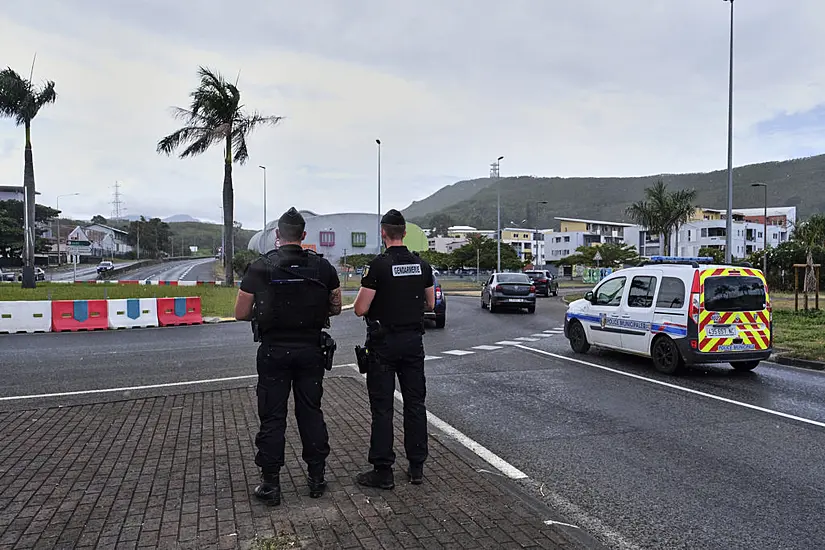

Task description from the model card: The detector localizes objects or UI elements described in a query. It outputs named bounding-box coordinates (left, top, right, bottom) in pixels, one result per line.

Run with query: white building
left=446, top=226, right=496, bottom=239
left=0, top=186, right=27, bottom=202
left=428, top=236, right=469, bottom=253
left=545, top=217, right=634, bottom=261
left=84, top=223, right=133, bottom=257
left=625, top=206, right=796, bottom=259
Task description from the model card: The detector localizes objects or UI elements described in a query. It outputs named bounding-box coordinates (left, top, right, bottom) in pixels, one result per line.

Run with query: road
left=1, top=296, right=823, bottom=549
left=49, top=258, right=216, bottom=282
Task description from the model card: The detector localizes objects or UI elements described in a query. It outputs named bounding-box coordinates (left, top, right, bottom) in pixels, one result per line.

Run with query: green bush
left=233, top=249, right=260, bottom=277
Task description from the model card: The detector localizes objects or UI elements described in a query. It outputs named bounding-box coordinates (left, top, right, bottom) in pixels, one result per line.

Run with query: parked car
left=0, top=268, right=16, bottom=282
left=524, top=270, right=559, bottom=297
left=96, top=261, right=115, bottom=273
left=481, top=272, right=536, bottom=313
left=424, top=275, right=447, bottom=328
left=16, top=267, right=45, bottom=282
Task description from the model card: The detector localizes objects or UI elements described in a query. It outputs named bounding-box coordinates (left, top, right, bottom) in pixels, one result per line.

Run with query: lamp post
left=492, top=156, right=504, bottom=272
left=56, top=193, right=80, bottom=267
left=752, top=182, right=768, bottom=273
left=534, top=200, right=548, bottom=267
left=259, top=165, right=267, bottom=233
left=724, top=0, right=736, bottom=264
left=376, top=139, right=382, bottom=252
left=509, top=218, right=527, bottom=264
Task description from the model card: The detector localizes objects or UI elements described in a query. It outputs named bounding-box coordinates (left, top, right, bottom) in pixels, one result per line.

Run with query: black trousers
left=367, top=331, right=428, bottom=469
left=255, top=342, right=330, bottom=474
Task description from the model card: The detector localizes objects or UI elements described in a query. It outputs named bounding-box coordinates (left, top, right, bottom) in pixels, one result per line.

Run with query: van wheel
left=651, top=336, right=684, bottom=374
left=490, top=302, right=498, bottom=314
left=568, top=321, right=590, bottom=354
left=481, top=299, right=487, bottom=309
left=731, top=360, right=760, bottom=371
left=435, top=316, right=446, bottom=329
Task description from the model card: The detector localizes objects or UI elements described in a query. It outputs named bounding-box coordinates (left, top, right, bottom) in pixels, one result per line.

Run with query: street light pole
left=724, top=0, right=735, bottom=264
left=534, top=200, right=548, bottom=267
left=492, top=156, right=504, bottom=272
left=376, top=139, right=382, bottom=253
left=752, top=182, right=768, bottom=273
left=56, top=193, right=80, bottom=267
left=259, top=165, right=267, bottom=233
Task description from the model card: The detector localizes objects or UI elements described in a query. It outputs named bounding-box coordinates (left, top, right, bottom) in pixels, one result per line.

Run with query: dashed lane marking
left=425, top=355, right=442, bottom=361
left=442, top=350, right=475, bottom=356
left=515, top=337, right=540, bottom=342
left=531, top=333, right=552, bottom=338
left=472, top=345, right=504, bottom=351
left=495, top=341, right=523, bottom=346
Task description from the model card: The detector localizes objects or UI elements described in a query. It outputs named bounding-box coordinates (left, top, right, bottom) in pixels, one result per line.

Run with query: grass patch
left=772, top=309, right=825, bottom=362
left=564, top=293, right=585, bottom=303
left=249, top=534, right=301, bottom=550
left=0, top=282, right=238, bottom=318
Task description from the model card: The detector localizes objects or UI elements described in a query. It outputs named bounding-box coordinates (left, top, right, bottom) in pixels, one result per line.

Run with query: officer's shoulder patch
left=362, top=265, right=370, bottom=279
left=392, top=264, right=423, bottom=277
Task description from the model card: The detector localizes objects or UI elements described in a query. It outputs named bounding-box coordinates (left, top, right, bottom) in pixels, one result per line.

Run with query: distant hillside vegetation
left=402, top=177, right=498, bottom=220
left=406, top=154, right=825, bottom=230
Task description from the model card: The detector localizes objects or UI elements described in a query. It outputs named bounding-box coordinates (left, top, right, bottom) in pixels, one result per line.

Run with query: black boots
left=254, top=471, right=281, bottom=506
left=356, top=468, right=395, bottom=490
left=407, top=463, right=424, bottom=485
left=307, top=464, right=327, bottom=499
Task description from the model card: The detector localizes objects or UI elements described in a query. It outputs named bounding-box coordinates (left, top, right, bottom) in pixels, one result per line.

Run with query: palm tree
left=157, top=67, right=282, bottom=284
left=0, top=66, right=57, bottom=288
left=626, top=180, right=697, bottom=256
left=792, top=214, right=825, bottom=305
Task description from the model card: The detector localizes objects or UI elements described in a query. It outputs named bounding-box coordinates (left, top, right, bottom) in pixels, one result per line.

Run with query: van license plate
left=706, top=325, right=738, bottom=338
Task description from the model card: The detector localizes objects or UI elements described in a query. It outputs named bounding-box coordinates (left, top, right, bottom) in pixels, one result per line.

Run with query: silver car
left=481, top=272, right=536, bottom=314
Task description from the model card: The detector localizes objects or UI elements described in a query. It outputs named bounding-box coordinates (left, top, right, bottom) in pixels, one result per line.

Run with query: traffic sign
left=593, top=251, right=603, bottom=262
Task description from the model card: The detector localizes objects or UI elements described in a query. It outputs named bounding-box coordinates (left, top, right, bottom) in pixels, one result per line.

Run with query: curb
left=770, top=353, right=825, bottom=371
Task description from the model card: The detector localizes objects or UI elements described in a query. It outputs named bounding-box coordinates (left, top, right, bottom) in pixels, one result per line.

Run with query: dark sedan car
left=524, top=270, right=558, bottom=297
left=481, top=272, right=536, bottom=313
left=424, top=275, right=446, bottom=328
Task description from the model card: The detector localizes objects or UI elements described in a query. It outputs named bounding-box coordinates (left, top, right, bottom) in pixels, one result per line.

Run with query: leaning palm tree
left=0, top=66, right=57, bottom=288
left=157, top=67, right=282, bottom=284
left=666, top=188, right=698, bottom=256
left=793, top=214, right=825, bottom=307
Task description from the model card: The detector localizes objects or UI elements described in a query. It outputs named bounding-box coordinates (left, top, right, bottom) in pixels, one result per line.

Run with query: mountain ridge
left=404, top=153, right=825, bottom=229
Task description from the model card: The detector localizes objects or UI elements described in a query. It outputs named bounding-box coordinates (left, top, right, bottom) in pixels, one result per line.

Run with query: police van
left=564, top=256, right=772, bottom=374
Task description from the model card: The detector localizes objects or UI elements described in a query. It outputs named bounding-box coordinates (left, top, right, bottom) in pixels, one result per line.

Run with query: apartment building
left=625, top=206, right=796, bottom=258
left=545, top=217, right=634, bottom=261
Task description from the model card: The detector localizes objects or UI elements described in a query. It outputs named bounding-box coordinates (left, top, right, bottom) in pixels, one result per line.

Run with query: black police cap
left=381, top=209, right=405, bottom=226
left=278, top=207, right=305, bottom=228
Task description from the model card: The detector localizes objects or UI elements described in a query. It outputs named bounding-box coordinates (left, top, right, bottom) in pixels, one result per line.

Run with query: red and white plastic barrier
left=0, top=301, right=52, bottom=334
left=107, top=298, right=159, bottom=329
left=51, top=300, right=109, bottom=332
left=157, top=297, right=203, bottom=326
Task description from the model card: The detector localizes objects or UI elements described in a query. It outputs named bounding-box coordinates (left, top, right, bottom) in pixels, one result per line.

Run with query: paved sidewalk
left=0, top=374, right=594, bottom=549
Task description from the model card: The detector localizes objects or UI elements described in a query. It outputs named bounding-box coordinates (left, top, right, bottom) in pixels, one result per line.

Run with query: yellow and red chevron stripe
left=697, top=267, right=771, bottom=353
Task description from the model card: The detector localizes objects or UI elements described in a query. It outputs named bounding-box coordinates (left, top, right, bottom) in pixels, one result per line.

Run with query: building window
left=351, top=232, right=367, bottom=248
left=758, top=232, right=763, bottom=239
left=564, top=236, right=570, bottom=242
left=319, top=231, right=335, bottom=247
left=687, top=230, right=692, bottom=241
left=701, top=228, right=708, bottom=238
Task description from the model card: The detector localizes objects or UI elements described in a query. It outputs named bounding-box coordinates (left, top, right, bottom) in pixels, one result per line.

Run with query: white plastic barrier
left=107, top=298, right=159, bottom=329
left=0, top=301, right=52, bottom=334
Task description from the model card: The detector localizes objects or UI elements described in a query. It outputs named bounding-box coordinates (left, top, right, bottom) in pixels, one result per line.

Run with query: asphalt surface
left=48, top=258, right=216, bottom=282
left=1, top=295, right=824, bottom=549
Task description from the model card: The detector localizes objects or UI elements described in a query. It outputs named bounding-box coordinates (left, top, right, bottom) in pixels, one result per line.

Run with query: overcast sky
left=2, top=1, right=825, bottom=230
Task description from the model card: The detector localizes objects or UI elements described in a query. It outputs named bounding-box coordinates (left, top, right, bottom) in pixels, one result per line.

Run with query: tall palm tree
left=0, top=66, right=57, bottom=288
left=793, top=214, right=825, bottom=302
left=626, top=180, right=697, bottom=256
left=157, top=67, right=282, bottom=284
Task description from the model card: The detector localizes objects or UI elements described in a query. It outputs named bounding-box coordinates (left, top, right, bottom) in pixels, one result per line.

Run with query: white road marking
left=544, top=330, right=563, bottom=334
left=515, top=337, right=540, bottom=342
left=495, top=341, right=522, bottom=346
left=543, top=519, right=580, bottom=529
left=425, top=355, right=442, bottom=361
left=0, top=364, right=357, bottom=402
left=472, top=345, right=503, bottom=351
left=515, top=345, right=825, bottom=430
left=531, top=333, right=552, bottom=338
left=442, top=350, right=475, bottom=356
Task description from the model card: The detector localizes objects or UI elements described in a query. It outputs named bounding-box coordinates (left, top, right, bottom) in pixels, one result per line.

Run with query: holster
left=355, top=318, right=385, bottom=374
left=320, top=331, right=336, bottom=371
left=251, top=303, right=261, bottom=342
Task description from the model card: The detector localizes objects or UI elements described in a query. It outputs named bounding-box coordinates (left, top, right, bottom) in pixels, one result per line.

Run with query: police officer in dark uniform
left=353, top=209, right=435, bottom=489
left=234, top=207, right=343, bottom=506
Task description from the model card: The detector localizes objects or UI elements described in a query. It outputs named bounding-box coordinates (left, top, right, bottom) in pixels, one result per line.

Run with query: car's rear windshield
left=524, top=271, right=545, bottom=278
left=497, top=274, right=531, bottom=283
left=703, top=276, right=766, bottom=312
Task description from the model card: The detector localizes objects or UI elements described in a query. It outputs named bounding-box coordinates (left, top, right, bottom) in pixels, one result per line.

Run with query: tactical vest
left=370, top=248, right=427, bottom=327
left=255, top=249, right=329, bottom=335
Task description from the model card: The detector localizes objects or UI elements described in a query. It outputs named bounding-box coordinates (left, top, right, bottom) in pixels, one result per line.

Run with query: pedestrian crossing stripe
left=531, top=333, right=552, bottom=338
left=424, top=355, right=442, bottom=361
left=442, top=349, right=475, bottom=356
left=495, top=341, right=522, bottom=346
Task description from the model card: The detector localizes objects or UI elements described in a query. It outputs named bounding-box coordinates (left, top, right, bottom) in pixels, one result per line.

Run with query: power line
left=110, top=181, right=126, bottom=221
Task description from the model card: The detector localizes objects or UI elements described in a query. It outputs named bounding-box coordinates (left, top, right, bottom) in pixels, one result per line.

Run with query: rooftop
left=555, top=217, right=635, bottom=227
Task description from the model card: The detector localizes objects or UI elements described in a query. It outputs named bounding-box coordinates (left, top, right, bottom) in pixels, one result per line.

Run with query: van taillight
left=689, top=271, right=701, bottom=324
left=436, top=287, right=443, bottom=300
left=530, top=285, right=536, bottom=293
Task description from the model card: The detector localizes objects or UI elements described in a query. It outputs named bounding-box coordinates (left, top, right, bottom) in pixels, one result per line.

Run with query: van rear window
left=703, top=276, right=766, bottom=312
